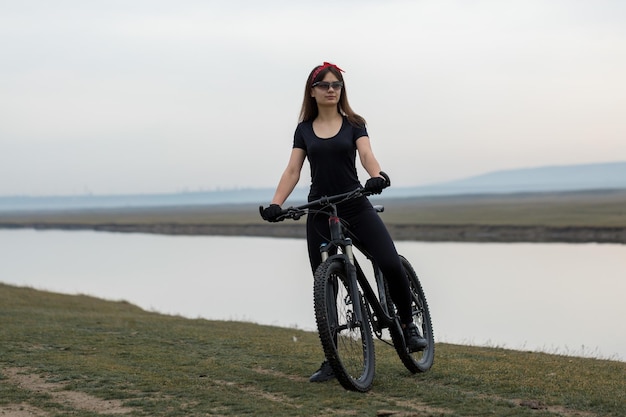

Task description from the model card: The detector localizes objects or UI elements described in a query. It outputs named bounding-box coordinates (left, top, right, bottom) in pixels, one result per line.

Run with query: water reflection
left=1, top=230, right=624, bottom=361
left=401, top=241, right=626, bottom=361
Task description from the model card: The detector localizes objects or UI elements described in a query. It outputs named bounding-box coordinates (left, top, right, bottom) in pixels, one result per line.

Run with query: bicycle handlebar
left=259, top=171, right=390, bottom=222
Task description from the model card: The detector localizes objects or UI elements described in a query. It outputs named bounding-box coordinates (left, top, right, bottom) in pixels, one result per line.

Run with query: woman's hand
left=364, top=172, right=390, bottom=194
left=260, top=204, right=284, bottom=222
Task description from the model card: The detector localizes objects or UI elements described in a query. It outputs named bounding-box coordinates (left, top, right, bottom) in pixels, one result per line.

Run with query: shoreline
left=3, top=222, right=625, bottom=244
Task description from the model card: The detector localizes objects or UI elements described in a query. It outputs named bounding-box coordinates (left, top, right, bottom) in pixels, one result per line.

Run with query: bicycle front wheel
left=313, top=259, right=375, bottom=392
left=390, top=255, right=435, bottom=373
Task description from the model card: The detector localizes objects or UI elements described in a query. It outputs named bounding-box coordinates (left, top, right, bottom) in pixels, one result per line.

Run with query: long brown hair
left=298, top=64, right=366, bottom=127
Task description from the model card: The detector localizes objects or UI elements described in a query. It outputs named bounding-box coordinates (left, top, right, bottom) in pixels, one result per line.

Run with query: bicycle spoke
left=314, top=259, right=375, bottom=392
left=387, top=256, right=435, bottom=373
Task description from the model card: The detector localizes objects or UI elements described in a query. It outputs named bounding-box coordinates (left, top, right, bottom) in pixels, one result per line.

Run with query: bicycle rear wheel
left=313, top=259, right=375, bottom=392
left=389, top=255, right=435, bottom=373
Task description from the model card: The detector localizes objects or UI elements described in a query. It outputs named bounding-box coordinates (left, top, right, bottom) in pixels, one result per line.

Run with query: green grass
left=375, top=189, right=626, bottom=227
left=1, top=189, right=626, bottom=228
left=1, top=283, right=624, bottom=416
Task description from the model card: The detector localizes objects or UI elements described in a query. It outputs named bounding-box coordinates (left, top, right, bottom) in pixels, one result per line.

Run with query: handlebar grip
left=379, top=171, right=391, bottom=187
left=260, top=204, right=294, bottom=222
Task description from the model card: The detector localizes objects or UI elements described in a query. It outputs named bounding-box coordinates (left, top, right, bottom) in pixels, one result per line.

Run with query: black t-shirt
left=293, top=117, right=368, bottom=200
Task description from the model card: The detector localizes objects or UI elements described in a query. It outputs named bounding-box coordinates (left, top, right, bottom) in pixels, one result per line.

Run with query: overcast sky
left=1, top=0, right=625, bottom=196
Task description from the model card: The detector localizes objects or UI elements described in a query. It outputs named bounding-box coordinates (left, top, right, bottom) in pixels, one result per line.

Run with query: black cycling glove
left=364, top=174, right=390, bottom=195
left=261, top=204, right=283, bottom=222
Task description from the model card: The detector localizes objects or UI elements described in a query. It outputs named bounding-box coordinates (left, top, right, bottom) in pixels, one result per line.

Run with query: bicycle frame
left=317, top=200, right=400, bottom=340
left=354, top=259, right=399, bottom=337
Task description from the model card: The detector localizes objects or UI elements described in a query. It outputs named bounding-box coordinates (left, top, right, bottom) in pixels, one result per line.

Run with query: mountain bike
left=259, top=180, right=435, bottom=392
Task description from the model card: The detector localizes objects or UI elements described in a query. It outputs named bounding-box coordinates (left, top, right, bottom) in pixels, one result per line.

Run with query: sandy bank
left=3, top=222, right=625, bottom=244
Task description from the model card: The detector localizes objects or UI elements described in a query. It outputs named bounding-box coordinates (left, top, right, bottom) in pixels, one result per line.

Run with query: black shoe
left=309, top=360, right=335, bottom=382
left=404, top=323, right=428, bottom=352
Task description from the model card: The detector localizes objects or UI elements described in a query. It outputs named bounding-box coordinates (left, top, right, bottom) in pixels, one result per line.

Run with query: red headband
left=311, top=62, right=345, bottom=81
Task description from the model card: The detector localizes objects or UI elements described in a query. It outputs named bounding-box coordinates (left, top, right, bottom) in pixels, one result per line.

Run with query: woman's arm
left=356, top=136, right=384, bottom=178
left=271, top=148, right=307, bottom=205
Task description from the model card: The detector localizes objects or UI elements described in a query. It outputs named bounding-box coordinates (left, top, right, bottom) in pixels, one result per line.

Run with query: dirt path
left=1, top=367, right=133, bottom=416
left=1, top=366, right=601, bottom=416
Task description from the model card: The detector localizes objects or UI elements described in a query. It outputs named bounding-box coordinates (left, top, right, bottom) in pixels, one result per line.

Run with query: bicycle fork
left=320, top=215, right=364, bottom=329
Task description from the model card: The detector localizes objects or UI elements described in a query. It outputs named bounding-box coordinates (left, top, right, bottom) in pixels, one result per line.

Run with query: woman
left=261, top=62, right=427, bottom=382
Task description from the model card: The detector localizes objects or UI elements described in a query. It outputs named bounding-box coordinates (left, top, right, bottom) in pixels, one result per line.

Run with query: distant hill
left=1, top=161, right=625, bottom=211
left=382, top=161, right=626, bottom=199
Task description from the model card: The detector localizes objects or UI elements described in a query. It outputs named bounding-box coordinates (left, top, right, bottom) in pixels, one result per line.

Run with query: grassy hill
left=1, top=283, right=624, bottom=416
left=2, top=189, right=626, bottom=243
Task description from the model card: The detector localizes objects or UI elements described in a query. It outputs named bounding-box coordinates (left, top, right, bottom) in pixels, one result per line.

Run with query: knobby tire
left=313, top=259, right=375, bottom=392
left=389, top=255, right=435, bottom=373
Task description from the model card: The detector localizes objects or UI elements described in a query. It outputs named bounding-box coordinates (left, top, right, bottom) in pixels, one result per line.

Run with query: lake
left=1, top=229, right=624, bottom=361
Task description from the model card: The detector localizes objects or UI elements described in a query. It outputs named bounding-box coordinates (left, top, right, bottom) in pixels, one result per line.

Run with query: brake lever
left=276, top=207, right=304, bottom=222
left=289, top=207, right=305, bottom=221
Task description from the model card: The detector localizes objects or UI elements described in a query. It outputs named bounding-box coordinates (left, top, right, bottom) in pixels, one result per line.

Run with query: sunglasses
left=312, top=81, right=344, bottom=91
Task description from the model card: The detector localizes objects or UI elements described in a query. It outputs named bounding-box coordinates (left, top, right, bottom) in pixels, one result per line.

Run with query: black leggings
left=305, top=196, right=413, bottom=325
